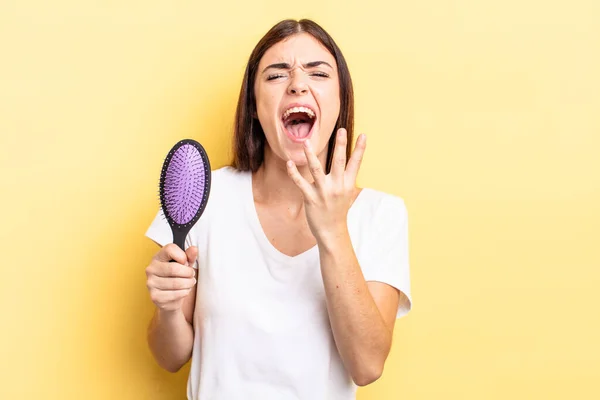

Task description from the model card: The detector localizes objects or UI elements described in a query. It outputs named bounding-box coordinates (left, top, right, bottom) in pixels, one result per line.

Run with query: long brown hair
left=230, top=19, right=354, bottom=174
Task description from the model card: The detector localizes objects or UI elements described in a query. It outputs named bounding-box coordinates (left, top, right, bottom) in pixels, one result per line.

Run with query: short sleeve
left=144, top=209, right=199, bottom=269
left=360, top=195, right=412, bottom=319
left=144, top=209, right=172, bottom=247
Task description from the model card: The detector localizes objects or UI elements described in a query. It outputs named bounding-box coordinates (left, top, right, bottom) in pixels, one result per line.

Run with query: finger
left=303, top=140, right=325, bottom=186
left=148, top=276, right=196, bottom=291
left=345, top=133, right=367, bottom=182
left=152, top=288, right=191, bottom=305
left=286, top=160, right=314, bottom=197
left=330, top=128, right=348, bottom=179
left=153, top=261, right=196, bottom=278
left=156, top=243, right=187, bottom=264
left=186, top=246, right=198, bottom=268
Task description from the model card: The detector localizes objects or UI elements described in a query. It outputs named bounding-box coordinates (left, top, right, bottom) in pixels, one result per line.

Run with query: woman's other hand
left=286, top=128, right=366, bottom=244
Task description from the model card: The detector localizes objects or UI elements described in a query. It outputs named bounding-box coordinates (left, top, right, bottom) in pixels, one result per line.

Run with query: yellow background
left=1, top=1, right=599, bottom=399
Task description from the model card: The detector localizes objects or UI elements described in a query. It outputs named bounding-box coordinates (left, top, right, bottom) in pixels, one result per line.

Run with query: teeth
left=282, top=106, right=315, bottom=120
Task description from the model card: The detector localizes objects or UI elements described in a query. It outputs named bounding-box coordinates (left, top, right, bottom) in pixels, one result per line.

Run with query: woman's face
left=254, top=32, right=340, bottom=167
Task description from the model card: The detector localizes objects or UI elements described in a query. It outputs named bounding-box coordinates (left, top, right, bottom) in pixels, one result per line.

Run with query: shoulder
left=354, top=187, right=408, bottom=225
left=349, top=188, right=408, bottom=239
left=200, top=165, right=250, bottom=216
left=184, top=166, right=249, bottom=241
left=206, top=166, right=250, bottom=199
left=210, top=165, right=249, bottom=186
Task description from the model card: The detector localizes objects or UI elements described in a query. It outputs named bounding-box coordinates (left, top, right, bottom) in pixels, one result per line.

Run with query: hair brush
left=159, top=139, right=211, bottom=251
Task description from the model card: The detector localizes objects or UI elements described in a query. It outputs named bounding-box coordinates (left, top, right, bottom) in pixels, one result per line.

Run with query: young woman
left=144, top=18, right=412, bottom=400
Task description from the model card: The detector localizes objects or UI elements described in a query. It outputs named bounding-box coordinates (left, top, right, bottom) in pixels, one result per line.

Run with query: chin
left=278, top=144, right=308, bottom=166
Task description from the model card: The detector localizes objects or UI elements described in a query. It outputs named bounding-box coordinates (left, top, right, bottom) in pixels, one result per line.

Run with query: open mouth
left=281, top=106, right=316, bottom=142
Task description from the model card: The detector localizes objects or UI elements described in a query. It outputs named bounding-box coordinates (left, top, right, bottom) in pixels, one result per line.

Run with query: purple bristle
left=163, top=144, right=206, bottom=225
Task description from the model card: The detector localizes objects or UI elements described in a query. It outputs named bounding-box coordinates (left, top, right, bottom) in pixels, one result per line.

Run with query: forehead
left=258, top=32, right=337, bottom=68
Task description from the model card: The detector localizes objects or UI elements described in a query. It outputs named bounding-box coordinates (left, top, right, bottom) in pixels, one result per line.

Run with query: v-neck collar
left=244, top=170, right=367, bottom=265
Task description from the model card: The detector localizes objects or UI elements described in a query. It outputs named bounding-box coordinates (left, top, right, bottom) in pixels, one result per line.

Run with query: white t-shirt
left=145, top=166, right=412, bottom=400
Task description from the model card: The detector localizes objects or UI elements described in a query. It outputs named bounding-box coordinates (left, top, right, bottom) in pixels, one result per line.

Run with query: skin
left=146, top=32, right=402, bottom=385
left=254, top=33, right=340, bottom=169
left=146, top=244, right=197, bottom=372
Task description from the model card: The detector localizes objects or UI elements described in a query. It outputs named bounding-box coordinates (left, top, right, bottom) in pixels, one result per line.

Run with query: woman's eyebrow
left=262, top=61, right=333, bottom=73
left=304, top=61, right=333, bottom=69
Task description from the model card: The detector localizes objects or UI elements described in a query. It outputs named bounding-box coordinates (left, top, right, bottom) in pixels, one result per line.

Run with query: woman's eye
left=312, top=72, right=329, bottom=78
left=267, top=74, right=285, bottom=81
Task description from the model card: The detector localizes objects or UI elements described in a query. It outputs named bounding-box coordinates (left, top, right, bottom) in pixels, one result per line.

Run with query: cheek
left=256, top=89, right=278, bottom=118
left=314, top=85, right=341, bottom=125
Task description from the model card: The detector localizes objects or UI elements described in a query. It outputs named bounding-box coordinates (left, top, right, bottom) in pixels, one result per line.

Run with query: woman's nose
left=287, top=77, right=308, bottom=95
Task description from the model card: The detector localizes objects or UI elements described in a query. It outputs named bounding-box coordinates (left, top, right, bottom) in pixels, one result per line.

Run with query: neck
left=252, top=146, right=326, bottom=213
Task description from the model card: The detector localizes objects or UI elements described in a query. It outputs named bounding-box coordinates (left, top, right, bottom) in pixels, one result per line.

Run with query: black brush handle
left=171, top=225, right=191, bottom=257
